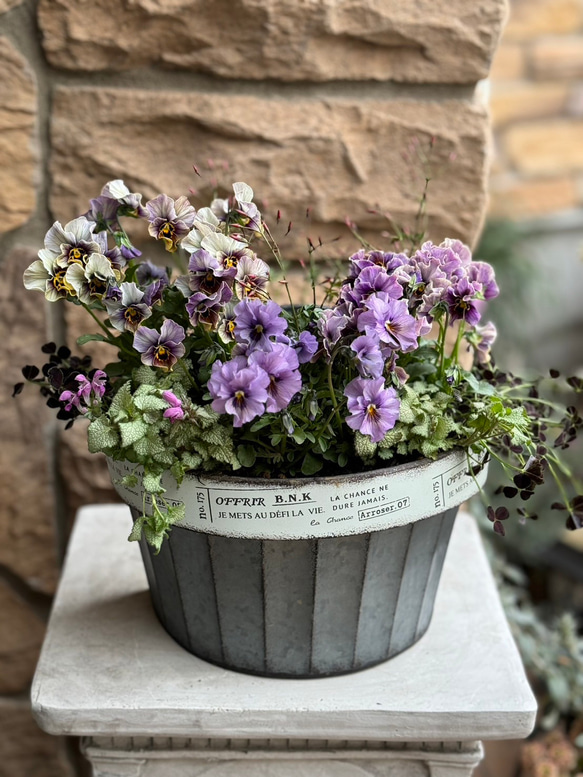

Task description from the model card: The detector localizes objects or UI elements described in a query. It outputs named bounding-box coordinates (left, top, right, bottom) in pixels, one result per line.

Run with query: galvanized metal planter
left=108, top=450, right=487, bottom=678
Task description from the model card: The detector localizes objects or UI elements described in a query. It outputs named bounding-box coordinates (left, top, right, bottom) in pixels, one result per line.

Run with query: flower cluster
left=17, top=177, right=583, bottom=544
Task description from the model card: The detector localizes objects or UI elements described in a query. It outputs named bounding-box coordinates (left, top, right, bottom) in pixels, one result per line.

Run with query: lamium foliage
left=15, top=175, right=583, bottom=549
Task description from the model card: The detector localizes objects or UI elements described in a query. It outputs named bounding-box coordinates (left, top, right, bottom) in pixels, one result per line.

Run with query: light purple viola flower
left=467, top=261, right=499, bottom=300
left=342, top=265, right=403, bottom=307
left=105, top=282, right=152, bottom=333
left=208, top=356, right=270, bottom=427
left=293, top=330, right=319, bottom=364
left=93, top=232, right=127, bottom=273
left=162, top=391, right=185, bottom=423
left=416, top=240, right=467, bottom=281
left=187, top=284, right=232, bottom=329
left=441, top=238, right=472, bottom=266
left=249, top=342, right=302, bottom=412
left=87, top=180, right=147, bottom=225
left=105, top=285, right=123, bottom=303
left=357, top=295, right=418, bottom=353
left=344, top=377, right=400, bottom=443
left=445, top=278, right=482, bottom=326
left=133, top=319, right=186, bottom=370
left=142, top=278, right=167, bottom=307
left=347, top=249, right=408, bottom=280
left=187, top=249, right=236, bottom=296
left=474, top=321, right=497, bottom=364
left=136, top=261, right=169, bottom=287
left=146, top=194, right=196, bottom=253
left=351, top=335, right=384, bottom=379
left=234, top=299, right=287, bottom=352
left=318, top=309, right=349, bottom=357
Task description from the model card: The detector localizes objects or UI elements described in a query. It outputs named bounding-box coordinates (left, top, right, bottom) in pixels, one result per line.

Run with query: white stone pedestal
left=32, top=506, right=536, bottom=776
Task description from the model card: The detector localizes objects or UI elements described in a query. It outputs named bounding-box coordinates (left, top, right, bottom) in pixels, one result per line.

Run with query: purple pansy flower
left=445, top=278, right=482, bottom=326
left=357, top=295, right=418, bottom=353
left=473, top=321, right=497, bottom=364
left=351, top=335, right=384, bottom=379
left=162, top=391, right=185, bottom=423
left=146, top=194, right=196, bottom=253
left=249, top=343, right=302, bottom=412
left=293, top=331, right=319, bottom=364
left=318, top=309, right=349, bottom=357
left=186, top=284, right=232, bottom=329
left=234, top=299, right=287, bottom=352
left=87, top=179, right=147, bottom=226
left=135, top=261, right=169, bottom=287
left=342, top=265, right=403, bottom=306
left=467, top=261, right=499, bottom=301
left=142, top=278, right=167, bottom=307
left=187, top=249, right=236, bottom=295
left=208, top=356, right=270, bottom=427
left=344, top=377, right=400, bottom=443
left=104, top=282, right=152, bottom=333
left=133, top=319, right=186, bottom=370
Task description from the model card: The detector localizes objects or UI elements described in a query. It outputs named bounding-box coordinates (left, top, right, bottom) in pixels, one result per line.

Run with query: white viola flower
left=104, top=282, right=153, bottom=333
left=23, top=253, right=76, bottom=301
left=235, top=255, right=270, bottom=300
left=210, top=197, right=229, bottom=221
left=49, top=217, right=101, bottom=268
left=181, top=208, right=221, bottom=254
left=232, top=181, right=261, bottom=232
left=201, top=232, right=253, bottom=271
left=66, top=253, right=116, bottom=304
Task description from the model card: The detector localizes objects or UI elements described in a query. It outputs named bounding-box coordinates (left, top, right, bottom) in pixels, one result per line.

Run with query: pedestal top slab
left=32, top=505, right=536, bottom=740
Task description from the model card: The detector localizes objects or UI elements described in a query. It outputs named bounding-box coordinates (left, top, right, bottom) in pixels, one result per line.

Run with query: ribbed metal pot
left=133, top=505, right=458, bottom=678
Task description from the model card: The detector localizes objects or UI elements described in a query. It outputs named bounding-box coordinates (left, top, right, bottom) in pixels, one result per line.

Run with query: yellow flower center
left=234, top=390, right=245, bottom=405
left=124, top=307, right=141, bottom=324
left=367, top=403, right=379, bottom=419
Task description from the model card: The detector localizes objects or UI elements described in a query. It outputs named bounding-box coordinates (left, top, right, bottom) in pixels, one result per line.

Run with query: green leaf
left=237, top=444, right=257, bottom=468
left=301, top=452, right=323, bottom=476
left=464, top=372, right=496, bottom=397
left=119, top=417, right=148, bottom=447
left=77, top=333, right=110, bottom=346
left=87, top=416, right=119, bottom=453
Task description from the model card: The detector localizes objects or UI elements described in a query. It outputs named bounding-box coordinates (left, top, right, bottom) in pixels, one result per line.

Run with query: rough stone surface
left=490, top=43, right=526, bottom=81
left=0, top=580, right=45, bottom=695
left=50, top=87, right=491, bottom=256
left=0, top=0, right=24, bottom=13
left=0, top=246, right=59, bottom=592
left=38, top=0, right=508, bottom=83
left=0, top=699, right=75, bottom=777
left=0, top=37, right=37, bottom=233
left=489, top=175, right=579, bottom=218
left=504, top=0, right=583, bottom=41
left=490, top=82, right=568, bottom=126
left=503, top=120, right=583, bottom=175
left=531, top=36, right=583, bottom=80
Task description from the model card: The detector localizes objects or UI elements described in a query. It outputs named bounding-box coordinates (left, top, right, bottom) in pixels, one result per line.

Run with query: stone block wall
left=489, top=0, right=583, bottom=219
left=0, top=1, right=507, bottom=775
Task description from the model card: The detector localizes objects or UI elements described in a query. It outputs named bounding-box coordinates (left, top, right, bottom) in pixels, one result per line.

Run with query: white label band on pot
left=107, top=450, right=488, bottom=540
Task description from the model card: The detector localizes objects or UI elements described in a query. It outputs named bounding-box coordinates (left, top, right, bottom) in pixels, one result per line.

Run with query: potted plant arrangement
left=15, top=178, right=583, bottom=678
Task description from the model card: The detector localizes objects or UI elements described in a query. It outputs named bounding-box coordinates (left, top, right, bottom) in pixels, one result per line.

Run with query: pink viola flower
left=162, top=391, right=185, bottom=423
